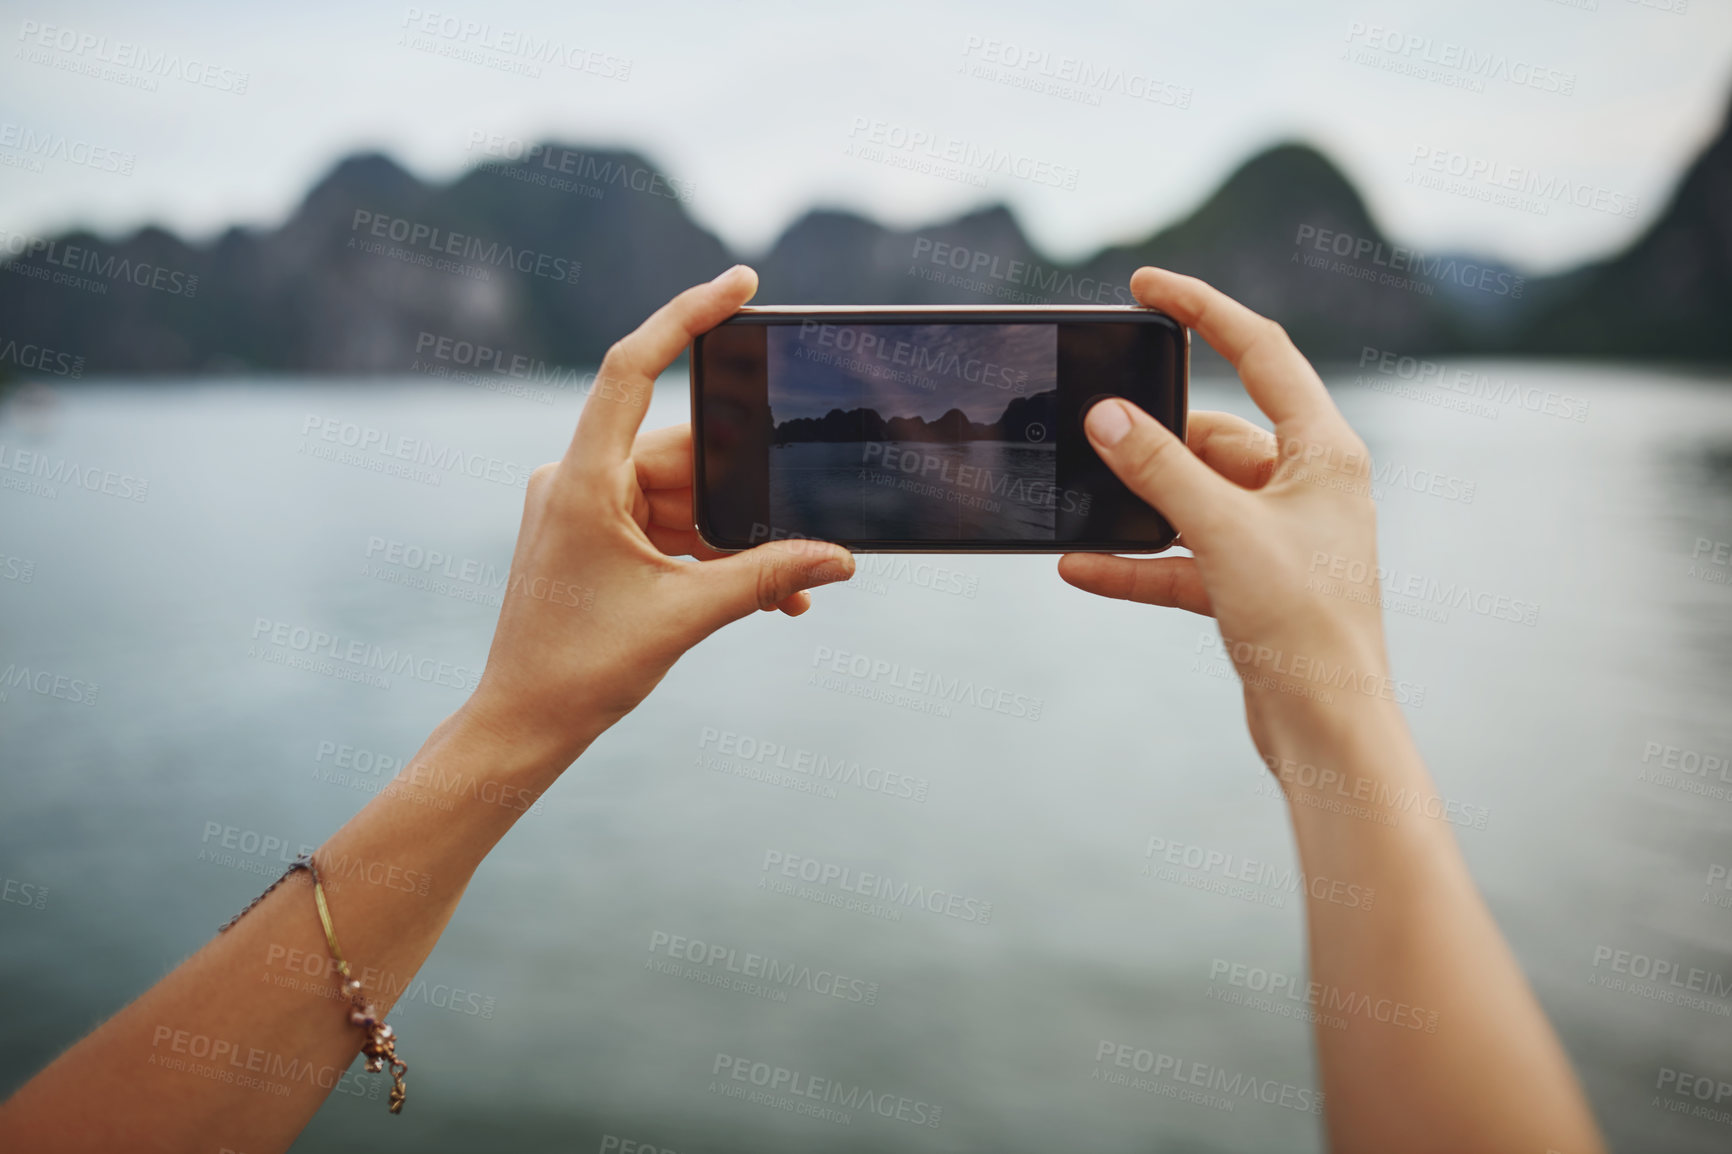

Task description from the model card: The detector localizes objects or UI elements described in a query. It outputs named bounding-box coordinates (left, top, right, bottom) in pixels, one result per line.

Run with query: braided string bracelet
left=220, top=852, right=409, bottom=1113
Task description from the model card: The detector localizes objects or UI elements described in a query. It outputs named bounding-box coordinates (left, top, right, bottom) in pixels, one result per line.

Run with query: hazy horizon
left=3, top=1, right=1731, bottom=274
left=769, top=392, right=1058, bottom=430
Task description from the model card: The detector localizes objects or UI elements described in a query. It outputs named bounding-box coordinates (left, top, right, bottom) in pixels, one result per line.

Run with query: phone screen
left=695, top=311, right=1185, bottom=552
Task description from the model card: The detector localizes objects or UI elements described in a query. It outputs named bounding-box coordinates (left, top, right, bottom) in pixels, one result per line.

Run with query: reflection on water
left=1, top=364, right=1731, bottom=1153
left=770, top=440, right=1057, bottom=541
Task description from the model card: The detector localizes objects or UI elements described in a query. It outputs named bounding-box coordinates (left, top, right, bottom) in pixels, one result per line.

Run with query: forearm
left=0, top=705, right=578, bottom=1153
left=1250, top=692, right=1604, bottom=1154
left=0, top=272, right=825, bottom=1153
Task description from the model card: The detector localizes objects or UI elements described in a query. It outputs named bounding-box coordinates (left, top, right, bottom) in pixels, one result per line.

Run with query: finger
left=683, top=537, right=854, bottom=636
left=644, top=524, right=729, bottom=561
left=1129, top=267, right=1336, bottom=429
left=633, top=424, right=694, bottom=492
left=646, top=488, right=693, bottom=531
left=644, top=525, right=806, bottom=599
left=1057, top=553, right=1212, bottom=616
left=1188, top=410, right=1278, bottom=489
left=1084, top=398, right=1240, bottom=544
left=567, top=267, right=757, bottom=468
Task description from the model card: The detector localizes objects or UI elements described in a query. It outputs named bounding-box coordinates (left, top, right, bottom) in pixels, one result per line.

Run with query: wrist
left=1248, top=689, right=1425, bottom=806
left=450, top=690, right=605, bottom=785
left=396, top=698, right=595, bottom=815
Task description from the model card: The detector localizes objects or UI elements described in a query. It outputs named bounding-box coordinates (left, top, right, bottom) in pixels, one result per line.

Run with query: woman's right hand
left=1059, top=267, right=1399, bottom=743
left=458, top=266, right=855, bottom=775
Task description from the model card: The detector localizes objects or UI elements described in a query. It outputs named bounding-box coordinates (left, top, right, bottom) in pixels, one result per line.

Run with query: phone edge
left=690, top=309, right=1190, bottom=555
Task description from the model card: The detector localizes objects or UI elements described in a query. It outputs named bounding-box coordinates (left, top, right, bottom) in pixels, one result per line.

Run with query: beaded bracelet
left=220, top=852, right=409, bottom=1113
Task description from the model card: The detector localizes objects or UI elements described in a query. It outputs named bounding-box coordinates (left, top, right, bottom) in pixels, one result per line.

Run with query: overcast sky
left=3, top=0, right=1730, bottom=274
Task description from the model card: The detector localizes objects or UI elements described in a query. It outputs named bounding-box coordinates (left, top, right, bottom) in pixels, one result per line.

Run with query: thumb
left=687, top=538, right=855, bottom=634
left=1084, top=398, right=1235, bottom=544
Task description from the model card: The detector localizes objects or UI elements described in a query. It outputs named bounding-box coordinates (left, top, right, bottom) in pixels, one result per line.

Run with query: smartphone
left=691, top=306, right=1188, bottom=553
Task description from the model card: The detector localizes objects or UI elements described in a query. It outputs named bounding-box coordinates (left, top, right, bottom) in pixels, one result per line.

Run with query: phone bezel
left=690, top=305, right=1190, bottom=554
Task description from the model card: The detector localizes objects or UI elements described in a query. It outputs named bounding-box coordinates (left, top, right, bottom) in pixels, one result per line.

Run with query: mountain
left=1075, top=145, right=1469, bottom=361
left=1505, top=103, right=1732, bottom=359
left=1, top=146, right=732, bottom=374
left=773, top=390, right=1058, bottom=444
left=2, top=94, right=1729, bottom=375
left=754, top=203, right=1045, bottom=305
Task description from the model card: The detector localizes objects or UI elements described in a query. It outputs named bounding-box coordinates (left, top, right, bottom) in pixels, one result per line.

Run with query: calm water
left=770, top=440, right=1058, bottom=540
left=2, top=365, right=1731, bottom=1153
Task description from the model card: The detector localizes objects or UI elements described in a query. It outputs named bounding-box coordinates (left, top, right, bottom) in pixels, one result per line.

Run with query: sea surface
left=770, top=440, right=1058, bottom=540
left=2, top=363, right=1731, bottom=1153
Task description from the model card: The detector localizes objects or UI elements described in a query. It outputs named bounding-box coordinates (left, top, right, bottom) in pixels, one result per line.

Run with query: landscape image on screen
left=766, top=323, right=1059, bottom=541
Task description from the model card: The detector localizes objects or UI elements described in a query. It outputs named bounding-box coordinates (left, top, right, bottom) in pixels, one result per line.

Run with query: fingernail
left=812, top=555, right=854, bottom=584
left=711, top=264, right=746, bottom=285
left=1086, top=400, right=1132, bottom=447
